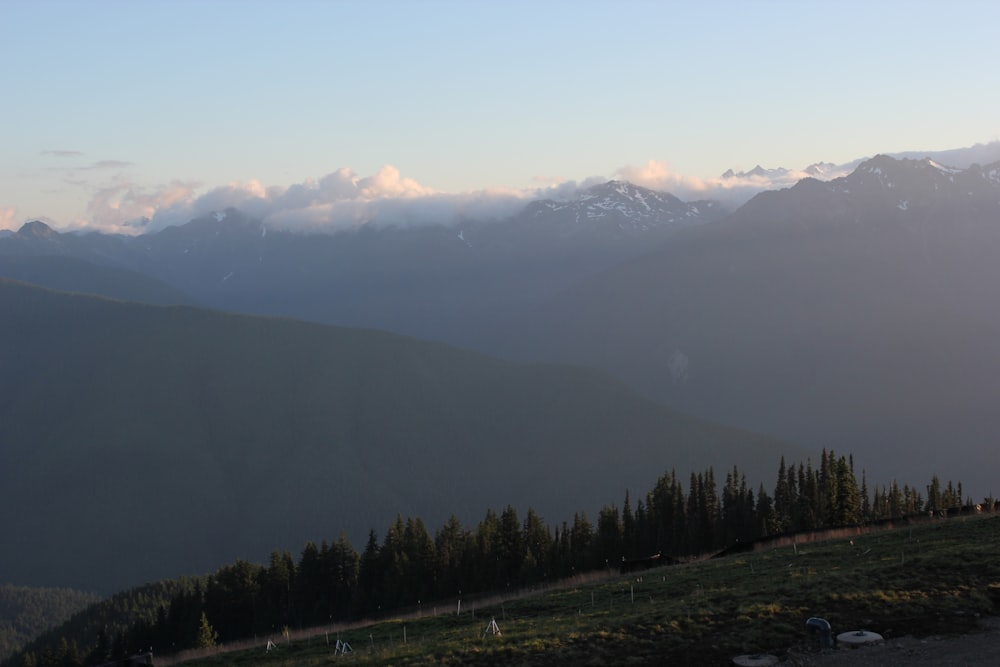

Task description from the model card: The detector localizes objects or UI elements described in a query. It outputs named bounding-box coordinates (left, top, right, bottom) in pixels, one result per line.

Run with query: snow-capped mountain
left=503, top=154, right=1000, bottom=501
left=722, top=165, right=793, bottom=180
left=732, top=155, right=1000, bottom=232
left=0, top=181, right=723, bottom=350
left=518, top=180, right=724, bottom=236
left=832, top=154, right=1000, bottom=203
left=717, top=141, right=1000, bottom=195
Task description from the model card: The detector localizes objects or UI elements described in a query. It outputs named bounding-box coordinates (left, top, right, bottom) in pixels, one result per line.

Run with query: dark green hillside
left=0, top=585, right=101, bottom=662
left=0, top=279, right=803, bottom=593
left=0, top=255, right=192, bottom=306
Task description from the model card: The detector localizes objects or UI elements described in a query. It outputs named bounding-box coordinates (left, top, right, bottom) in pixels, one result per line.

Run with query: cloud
left=70, top=180, right=201, bottom=234
left=129, top=165, right=551, bottom=234
left=41, top=150, right=84, bottom=157
left=70, top=159, right=852, bottom=236
left=48, top=159, right=135, bottom=172
left=90, top=160, right=134, bottom=170
left=615, top=159, right=852, bottom=207
left=616, top=160, right=713, bottom=197
left=0, top=207, right=17, bottom=232
left=357, top=165, right=434, bottom=199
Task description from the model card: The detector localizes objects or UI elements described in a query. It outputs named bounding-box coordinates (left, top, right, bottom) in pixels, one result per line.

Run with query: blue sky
left=2, top=0, right=999, bottom=232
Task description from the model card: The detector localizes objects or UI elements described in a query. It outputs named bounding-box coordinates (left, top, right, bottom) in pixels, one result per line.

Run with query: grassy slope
left=169, top=514, right=1000, bottom=666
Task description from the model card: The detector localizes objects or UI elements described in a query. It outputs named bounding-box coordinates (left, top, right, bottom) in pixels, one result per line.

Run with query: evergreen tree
left=434, top=515, right=467, bottom=598
left=195, top=612, right=217, bottom=649
left=569, top=513, right=594, bottom=572
left=794, top=461, right=818, bottom=531
left=331, top=531, right=360, bottom=618
left=756, top=484, right=776, bottom=537
left=475, top=509, right=501, bottom=589
left=358, top=529, right=381, bottom=613
left=522, top=508, right=551, bottom=583
left=926, top=475, right=943, bottom=513
left=773, top=457, right=792, bottom=533
left=633, top=499, right=653, bottom=557
left=621, top=491, right=636, bottom=558
left=380, top=515, right=410, bottom=608
left=833, top=455, right=861, bottom=525
left=404, top=517, right=437, bottom=603
left=860, top=470, right=871, bottom=521
left=497, top=506, right=523, bottom=588
left=595, top=504, right=622, bottom=568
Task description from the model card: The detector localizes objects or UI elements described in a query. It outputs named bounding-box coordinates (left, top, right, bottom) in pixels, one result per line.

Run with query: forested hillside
left=6, top=450, right=974, bottom=667
left=0, top=587, right=100, bottom=663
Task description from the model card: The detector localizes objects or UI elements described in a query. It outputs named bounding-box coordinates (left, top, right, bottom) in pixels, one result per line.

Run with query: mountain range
left=0, top=180, right=725, bottom=349
left=4, top=150, right=1000, bottom=592
left=503, top=156, right=1000, bottom=495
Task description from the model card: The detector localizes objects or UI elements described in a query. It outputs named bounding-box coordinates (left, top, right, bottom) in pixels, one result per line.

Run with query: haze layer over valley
left=4, top=145, right=1000, bottom=597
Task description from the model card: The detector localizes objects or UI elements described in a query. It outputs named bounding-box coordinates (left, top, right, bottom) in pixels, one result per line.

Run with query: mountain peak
left=850, top=154, right=965, bottom=183
left=721, top=165, right=790, bottom=180
left=16, top=220, right=58, bottom=240
left=518, top=179, right=723, bottom=237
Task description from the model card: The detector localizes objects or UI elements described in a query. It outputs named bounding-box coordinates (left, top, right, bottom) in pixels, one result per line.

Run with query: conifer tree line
left=11, top=450, right=976, bottom=667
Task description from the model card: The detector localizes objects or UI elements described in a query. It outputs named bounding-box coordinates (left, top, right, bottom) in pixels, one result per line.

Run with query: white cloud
left=616, top=160, right=715, bottom=198
left=0, top=207, right=18, bottom=231
left=67, top=159, right=855, bottom=236
left=70, top=181, right=201, bottom=234
left=615, top=159, right=852, bottom=207
left=131, top=165, right=565, bottom=234
left=357, top=165, right=434, bottom=199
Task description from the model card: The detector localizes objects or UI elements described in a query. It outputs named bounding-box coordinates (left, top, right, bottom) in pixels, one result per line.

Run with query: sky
left=2, top=0, right=999, bottom=234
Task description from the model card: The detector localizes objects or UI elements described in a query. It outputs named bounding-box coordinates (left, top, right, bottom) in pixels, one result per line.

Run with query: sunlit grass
left=169, top=515, right=1000, bottom=666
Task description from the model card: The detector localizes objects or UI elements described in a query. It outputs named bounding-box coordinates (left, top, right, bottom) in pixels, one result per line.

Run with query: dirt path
left=783, top=616, right=1000, bottom=666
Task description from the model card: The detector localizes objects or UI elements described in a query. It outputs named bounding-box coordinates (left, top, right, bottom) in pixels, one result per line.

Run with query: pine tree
left=833, top=455, right=861, bottom=525
left=196, top=612, right=218, bottom=649
left=522, top=508, right=551, bottom=583
left=358, top=529, right=381, bottom=612
left=570, top=512, right=594, bottom=572
left=497, top=506, right=523, bottom=587
left=621, top=491, right=636, bottom=557
left=434, top=515, right=467, bottom=597
left=595, top=504, right=622, bottom=568
left=860, top=470, right=871, bottom=521
left=755, top=484, right=775, bottom=538
left=926, top=475, right=943, bottom=513
left=773, top=457, right=792, bottom=533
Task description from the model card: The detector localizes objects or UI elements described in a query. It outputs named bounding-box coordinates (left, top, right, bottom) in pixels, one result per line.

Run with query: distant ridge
left=0, top=184, right=724, bottom=350
left=0, top=279, right=802, bottom=593
left=501, top=154, right=1000, bottom=499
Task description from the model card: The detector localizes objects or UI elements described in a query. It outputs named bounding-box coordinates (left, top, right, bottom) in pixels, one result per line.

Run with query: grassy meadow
left=166, top=514, right=1000, bottom=666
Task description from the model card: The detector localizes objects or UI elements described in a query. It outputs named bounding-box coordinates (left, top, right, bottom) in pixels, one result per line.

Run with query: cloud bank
left=615, top=160, right=853, bottom=208
left=73, top=159, right=864, bottom=236
left=79, top=165, right=603, bottom=235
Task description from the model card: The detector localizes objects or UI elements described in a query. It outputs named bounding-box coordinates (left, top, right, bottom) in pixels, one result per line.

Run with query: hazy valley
left=3, top=147, right=1000, bottom=665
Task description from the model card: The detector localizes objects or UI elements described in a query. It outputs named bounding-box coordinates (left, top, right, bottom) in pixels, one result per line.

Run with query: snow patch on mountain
left=927, top=159, right=962, bottom=175
left=523, top=180, right=722, bottom=236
